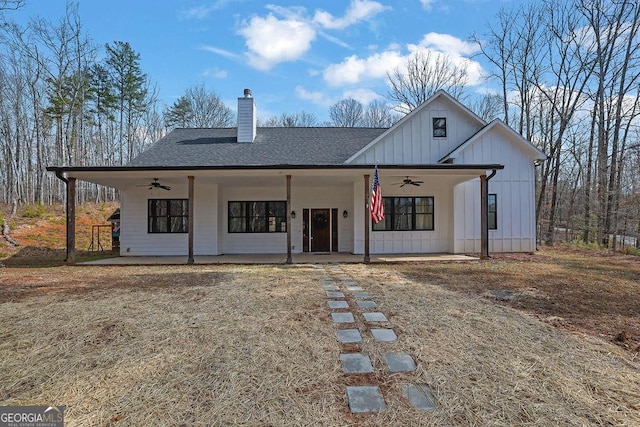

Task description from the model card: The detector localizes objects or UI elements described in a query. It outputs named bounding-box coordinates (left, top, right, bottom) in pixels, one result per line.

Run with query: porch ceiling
left=47, top=165, right=502, bottom=190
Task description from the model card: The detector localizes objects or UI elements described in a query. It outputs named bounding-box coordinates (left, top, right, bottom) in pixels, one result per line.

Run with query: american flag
left=370, top=165, right=385, bottom=224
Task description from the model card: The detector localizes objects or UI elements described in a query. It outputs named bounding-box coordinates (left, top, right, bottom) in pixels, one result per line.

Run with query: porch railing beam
left=286, top=174, right=292, bottom=264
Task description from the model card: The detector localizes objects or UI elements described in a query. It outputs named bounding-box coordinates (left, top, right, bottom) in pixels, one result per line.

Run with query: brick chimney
left=237, top=88, right=256, bottom=143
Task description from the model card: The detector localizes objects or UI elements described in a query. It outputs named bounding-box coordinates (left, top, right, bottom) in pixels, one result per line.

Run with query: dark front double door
left=303, top=208, right=338, bottom=252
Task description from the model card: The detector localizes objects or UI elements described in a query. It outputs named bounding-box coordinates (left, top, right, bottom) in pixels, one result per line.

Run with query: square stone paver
left=363, top=312, right=388, bottom=322
left=326, top=291, right=345, bottom=298
left=336, top=329, right=362, bottom=343
left=384, top=353, right=416, bottom=372
left=403, top=384, right=436, bottom=411
left=332, top=312, right=355, bottom=323
left=353, top=292, right=370, bottom=299
left=328, top=300, right=349, bottom=309
left=371, top=328, right=397, bottom=342
left=346, top=386, right=386, bottom=413
left=356, top=300, right=377, bottom=309
left=323, top=285, right=340, bottom=291
left=346, top=286, right=363, bottom=291
left=340, top=353, right=374, bottom=374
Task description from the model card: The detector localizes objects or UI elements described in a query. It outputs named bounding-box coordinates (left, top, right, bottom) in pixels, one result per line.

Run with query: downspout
left=483, top=169, right=498, bottom=259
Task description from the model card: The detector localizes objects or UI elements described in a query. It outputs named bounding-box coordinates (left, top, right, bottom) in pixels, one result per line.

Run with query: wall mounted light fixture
left=291, top=211, right=296, bottom=218
left=343, top=210, right=349, bottom=218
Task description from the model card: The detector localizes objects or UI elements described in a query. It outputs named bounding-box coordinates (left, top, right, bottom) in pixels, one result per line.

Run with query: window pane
left=488, top=194, right=497, bottom=230
left=393, top=198, right=412, bottom=230
left=151, top=216, right=167, bottom=233
left=229, top=202, right=245, bottom=217
left=170, top=200, right=187, bottom=216
left=373, top=216, right=390, bottom=231
left=229, top=217, right=245, bottom=233
left=488, top=212, right=497, bottom=230
left=249, top=202, right=266, bottom=217
left=415, top=197, right=433, bottom=214
left=415, top=214, right=433, bottom=230
left=170, top=217, right=186, bottom=233
left=269, top=202, right=286, bottom=216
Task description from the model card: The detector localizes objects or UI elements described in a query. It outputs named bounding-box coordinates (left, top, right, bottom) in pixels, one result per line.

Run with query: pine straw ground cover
left=0, top=259, right=638, bottom=426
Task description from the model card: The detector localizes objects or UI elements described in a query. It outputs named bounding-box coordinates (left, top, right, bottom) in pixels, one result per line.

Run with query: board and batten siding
left=348, top=97, right=484, bottom=165
left=220, top=183, right=355, bottom=254
left=120, top=181, right=218, bottom=256
left=291, top=184, right=355, bottom=253
left=453, top=126, right=538, bottom=253
left=351, top=175, right=456, bottom=254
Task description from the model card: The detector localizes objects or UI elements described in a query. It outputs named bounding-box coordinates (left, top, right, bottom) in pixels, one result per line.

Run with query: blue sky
left=11, top=0, right=512, bottom=122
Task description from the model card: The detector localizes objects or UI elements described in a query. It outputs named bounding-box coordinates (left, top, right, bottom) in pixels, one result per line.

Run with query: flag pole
left=364, top=173, right=370, bottom=263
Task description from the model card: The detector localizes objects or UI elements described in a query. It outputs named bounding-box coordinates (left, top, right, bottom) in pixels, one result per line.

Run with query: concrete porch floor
left=80, top=253, right=478, bottom=265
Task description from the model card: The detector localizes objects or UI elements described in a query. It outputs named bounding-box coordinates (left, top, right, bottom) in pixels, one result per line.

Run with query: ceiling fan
left=138, top=178, right=171, bottom=191
left=395, top=176, right=424, bottom=187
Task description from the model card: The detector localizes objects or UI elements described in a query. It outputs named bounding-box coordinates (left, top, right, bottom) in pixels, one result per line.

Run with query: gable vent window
left=433, top=117, right=447, bottom=138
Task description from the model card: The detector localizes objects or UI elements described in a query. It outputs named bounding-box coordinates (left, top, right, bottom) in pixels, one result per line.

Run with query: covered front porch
left=47, top=164, right=502, bottom=264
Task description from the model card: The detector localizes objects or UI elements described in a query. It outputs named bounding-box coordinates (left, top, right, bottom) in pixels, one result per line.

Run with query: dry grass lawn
left=1, top=254, right=639, bottom=426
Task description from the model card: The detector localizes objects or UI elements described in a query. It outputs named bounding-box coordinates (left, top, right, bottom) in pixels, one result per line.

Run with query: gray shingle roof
left=128, top=127, right=388, bottom=167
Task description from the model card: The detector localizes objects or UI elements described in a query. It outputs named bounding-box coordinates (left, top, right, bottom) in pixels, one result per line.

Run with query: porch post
left=188, top=175, right=195, bottom=264
left=480, top=174, right=488, bottom=260
left=364, top=174, right=370, bottom=263
left=66, top=177, right=76, bottom=264
left=286, top=175, right=292, bottom=264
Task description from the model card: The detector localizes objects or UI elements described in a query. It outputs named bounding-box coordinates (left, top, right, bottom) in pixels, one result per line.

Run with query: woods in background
left=0, top=0, right=638, bottom=249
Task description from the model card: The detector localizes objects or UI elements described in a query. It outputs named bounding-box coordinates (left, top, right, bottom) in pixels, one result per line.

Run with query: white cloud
left=199, top=45, right=241, bottom=59
left=295, top=86, right=333, bottom=106
left=420, top=0, right=436, bottom=10
left=238, top=13, right=316, bottom=70
left=180, top=0, right=236, bottom=19
left=313, top=0, right=389, bottom=30
left=202, top=68, right=228, bottom=78
left=419, top=32, right=479, bottom=56
left=323, top=50, right=405, bottom=86
left=236, top=1, right=390, bottom=71
left=342, top=88, right=381, bottom=105
left=323, top=33, right=485, bottom=87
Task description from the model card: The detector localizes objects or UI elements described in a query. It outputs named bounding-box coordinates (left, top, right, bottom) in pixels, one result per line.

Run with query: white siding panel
left=221, top=184, right=354, bottom=254
left=369, top=179, right=454, bottom=254
left=452, top=127, right=538, bottom=253
left=350, top=96, right=484, bottom=165
left=120, top=180, right=218, bottom=256
left=221, top=186, right=288, bottom=254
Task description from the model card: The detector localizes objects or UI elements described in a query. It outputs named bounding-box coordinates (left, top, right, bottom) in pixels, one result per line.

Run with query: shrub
left=21, top=204, right=47, bottom=218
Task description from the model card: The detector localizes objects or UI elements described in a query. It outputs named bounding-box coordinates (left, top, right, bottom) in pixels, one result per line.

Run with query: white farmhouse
left=48, top=89, right=546, bottom=263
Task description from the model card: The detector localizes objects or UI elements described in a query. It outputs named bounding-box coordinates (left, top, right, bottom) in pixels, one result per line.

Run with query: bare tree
left=470, top=93, right=504, bottom=122
left=329, top=98, right=364, bottom=127
left=470, top=7, right=516, bottom=125
left=260, top=111, right=318, bottom=127
left=363, top=99, right=400, bottom=127
left=386, top=49, right=468, bottom=114
left=182, top=83, right=234, bottom=128
left=0, top=0, right=24, bottom=11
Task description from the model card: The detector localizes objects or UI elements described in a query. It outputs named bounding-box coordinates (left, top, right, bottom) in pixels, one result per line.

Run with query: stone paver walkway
left=321, top=264, right=436, bottom=414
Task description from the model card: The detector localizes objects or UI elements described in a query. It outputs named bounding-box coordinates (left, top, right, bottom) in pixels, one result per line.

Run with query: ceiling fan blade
left=159, top=185, right=171, bottom=190
left=411, top=182, right=420, bottom=186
